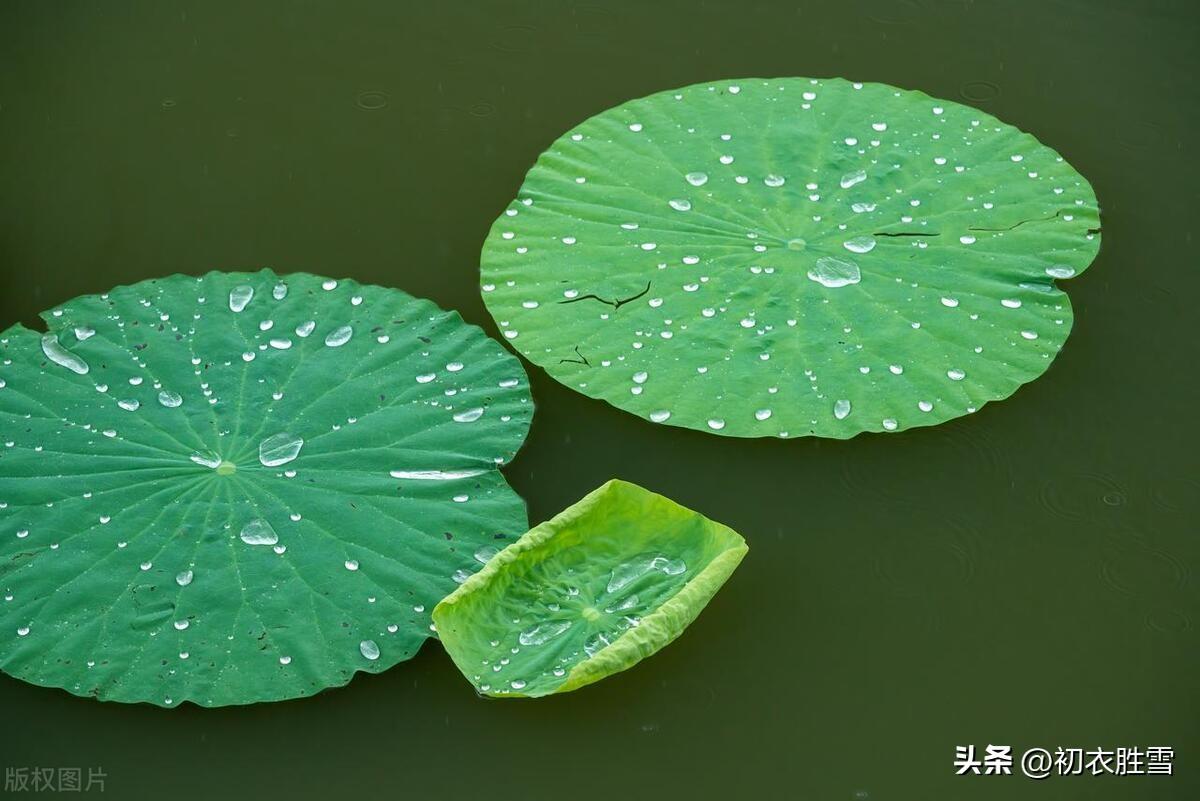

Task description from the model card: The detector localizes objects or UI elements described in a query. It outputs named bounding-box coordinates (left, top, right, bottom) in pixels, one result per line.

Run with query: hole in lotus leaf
left=480, top=77, right=1101, bottom=438
left=0, top=269, right=532, bottom=707
left=433, top=479, right=748, bottom=698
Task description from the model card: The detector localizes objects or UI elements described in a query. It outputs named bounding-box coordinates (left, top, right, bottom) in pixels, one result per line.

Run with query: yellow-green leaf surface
left=0, top=270, right=532, bottom=707
left=480, top=77, right=1101, bottom=438
left=434, top=479, right=747, bottom=698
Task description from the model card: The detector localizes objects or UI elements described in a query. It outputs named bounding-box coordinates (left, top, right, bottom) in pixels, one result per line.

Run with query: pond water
left=0, top=1, right=1195, bottom=799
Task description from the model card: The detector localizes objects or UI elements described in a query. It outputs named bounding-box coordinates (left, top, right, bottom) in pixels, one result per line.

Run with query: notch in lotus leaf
left=480, top=77, right=1101, bottom=439
left=433, top=479, right=748, bottom=697
left=0, top=269, right=532, bottom=707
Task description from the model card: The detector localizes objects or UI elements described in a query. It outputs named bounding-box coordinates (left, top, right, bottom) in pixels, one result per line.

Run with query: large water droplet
left=518, top=620, right=572, bottom=646
left=808, top=257, right=861, bottom=288
left=190, top=452, right=222, bottom=469
left=834, top=399, right=852, bottom=420
left=685, top=171, right=709, bottom=186
left=324, top=326, right=353, bottom=347
left=839, top=169, right=867, bottom=189
left=388, top=469, right=486, bottom=480
left=359, top=639, right=380, bottom=660
left=473, top=545, right=500, bottom=564
left=157, top=390, right=183, bottom=408
left=239, top=518, right=278, bottom=546
left=606, top=554, right=687, bottom=593
left=40, top=334, right=89, bottom=375
left=452, top=407, right=484, bottom=423
left=259, top=432, right=304, bottom=467
left=843, top=235, right=876, bottom=254
left=229, top=285, right=254, bottom=313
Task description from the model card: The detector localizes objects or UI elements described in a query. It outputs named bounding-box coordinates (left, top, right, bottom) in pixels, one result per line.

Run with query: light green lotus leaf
left=0, top=270, right=532, bottom=707
left=480, top=77, right=1101, bottom=438
left=433, top=479, right=747, bottom=698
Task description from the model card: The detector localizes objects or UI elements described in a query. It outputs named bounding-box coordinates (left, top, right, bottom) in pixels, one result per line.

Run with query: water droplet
left=834, top=399, right=852, bottom=420
left=947, top=369, right=966, bottom=381
left=296, top=320, right=316, bottom=337
left=959, top=235, right=977, bottom=245
left=240, top=518, right=279, bottom=546
left=272, top=282, right=288, bottom=300
left=324, top=326, right=353, bottom=347
left=474, top=545, right=499, bottom=564
left=345, top=560, right=359, bottom=571
left=755, top=409, right=772, bottom=421
left=510, top=679, right=527, bottom=690
left=685, top=171, right=708, bottom=186
left=190, top=452, right=222, bottom=469
left=389, top=469, right=486, bottom=480
left=519, top=621, right=572, bottom=646
left=606, top=554, right=687, bottom=594
left=17, top=626, right=30, bottom=637
left=808, top=257, right=861, bottom=288
left=1046, top=265, right=1076, bottom=279
left=707, top=418, right=725, bottom=430
left=176, top=570, right=193, bottom=586
left=649, top=410, right=671, bottom=423
left=157, top=390, right=182, bottom=408
left=279, top=655, right=292, bottom=665
left=668, top=198, right=692, bottom=211
left=843, top=235, right=876, bottom=254
left=74, top=326, right=95, bottom=341
left=453, top=407, right=484, bottom=423
left=259, top=432, right=304, bottom=467
left=763, top=174, right=786, bottom=187
left=117, top=399, right=140, bottom=412
left=360, top=639, right=380, bottom=660
left=839, top=169, right=867, bottom=189
left=40, top=334, right=89, bottom=375
left=229, top=285, right=254, bottom=312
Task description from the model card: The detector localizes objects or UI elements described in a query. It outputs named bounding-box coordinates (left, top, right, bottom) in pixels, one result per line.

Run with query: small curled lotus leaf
left=480, top=77, right=1101, bottom=438
left=0, top=269, right=532, bottom=707
left=433, top=479, right=748, bottom=698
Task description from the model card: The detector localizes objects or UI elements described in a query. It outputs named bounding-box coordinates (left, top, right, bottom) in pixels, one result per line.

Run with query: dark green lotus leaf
left=0, top=270, right=532, bottom=706
left=480, top=77, right=1101, bottom=438
left=434, top=479, right=748, bottom=698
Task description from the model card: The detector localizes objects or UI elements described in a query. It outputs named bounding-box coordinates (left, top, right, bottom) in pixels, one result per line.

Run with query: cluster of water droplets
left=470, top=552, right=689, bottom=695
left=481, top=77, right=1093, bottom=436
left=2, top=272, right=536, bottom=703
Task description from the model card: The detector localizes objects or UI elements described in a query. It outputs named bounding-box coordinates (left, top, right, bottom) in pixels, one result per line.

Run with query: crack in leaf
left=557, top=281, right=652, bottom=311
